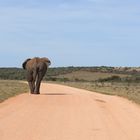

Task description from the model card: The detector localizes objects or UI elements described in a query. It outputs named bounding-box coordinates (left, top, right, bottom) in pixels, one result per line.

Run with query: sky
left=0, top=0, right=140, bottom=67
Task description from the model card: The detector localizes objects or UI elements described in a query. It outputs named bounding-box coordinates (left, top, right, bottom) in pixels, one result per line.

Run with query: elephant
left=22, top=57, right=51, bottom=94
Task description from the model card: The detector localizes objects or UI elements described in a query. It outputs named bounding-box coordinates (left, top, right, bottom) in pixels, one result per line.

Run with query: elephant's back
left=36, top=61, right=47, bottom=71
left=26, top=57, right=40, bottom=70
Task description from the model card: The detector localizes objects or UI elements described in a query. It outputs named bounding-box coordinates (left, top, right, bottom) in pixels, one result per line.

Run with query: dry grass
left=0, top=80, right=28, bottom=103
left=58, top=81, right=140, bottom=104
left=55, top=70, right=129, bottom=81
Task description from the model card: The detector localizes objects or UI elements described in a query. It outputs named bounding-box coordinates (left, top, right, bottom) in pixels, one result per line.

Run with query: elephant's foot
left=34, top=92, right=40, bottom=94
left=30, top=91, right=34, bottom=94
left=34, top=89, right=40, bottom=94
left=30, top=91, right=39, bottom=94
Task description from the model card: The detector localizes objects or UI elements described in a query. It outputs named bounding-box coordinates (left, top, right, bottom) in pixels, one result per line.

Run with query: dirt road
left=0, top=83, right=140, bottom=140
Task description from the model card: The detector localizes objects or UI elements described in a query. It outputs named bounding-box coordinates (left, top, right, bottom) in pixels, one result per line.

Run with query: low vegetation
left=0, top=66, right=140, bottom=80
left=59, top=82, right=140, bottom=104
left=0, top=67, right=140, bottom=104
left=0, top=80, right=28, bottom=103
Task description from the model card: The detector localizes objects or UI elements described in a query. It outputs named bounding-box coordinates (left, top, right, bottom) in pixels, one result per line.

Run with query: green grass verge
left=0, top=80, right=28, bottom=103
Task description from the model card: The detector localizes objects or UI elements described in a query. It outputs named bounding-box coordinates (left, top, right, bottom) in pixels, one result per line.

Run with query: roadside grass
left=56, top=81, right=140, bottom=104
left=0, top=80, right=28, bottom=103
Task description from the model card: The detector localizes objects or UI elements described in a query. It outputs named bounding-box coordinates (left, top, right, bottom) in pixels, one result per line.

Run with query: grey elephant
left=22, top=57, right=51, bottom=94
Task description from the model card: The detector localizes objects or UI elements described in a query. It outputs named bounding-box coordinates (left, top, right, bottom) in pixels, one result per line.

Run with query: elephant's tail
left=22, top=58, right=31, bottom=69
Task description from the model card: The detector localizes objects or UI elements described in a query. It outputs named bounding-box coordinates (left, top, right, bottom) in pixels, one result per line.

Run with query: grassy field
left=1, top=67, right=140, bottom=104
left=46, top=69, right=140, bottom=104
left=57, top=81, right=140, bottom=104
left=0, top=80, right=28, bottom=103
left=54, top=70, right=129, bottom=81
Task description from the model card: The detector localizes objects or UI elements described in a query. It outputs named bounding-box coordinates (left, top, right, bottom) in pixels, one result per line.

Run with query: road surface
left=0, top=83, right=140, bottom=140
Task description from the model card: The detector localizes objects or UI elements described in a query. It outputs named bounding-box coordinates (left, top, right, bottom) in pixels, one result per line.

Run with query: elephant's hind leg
left=27, top=71, right=35, bottom=94
left=34, top=70, right=46, bottom=94
left=28, top=82, right=34, bottom=94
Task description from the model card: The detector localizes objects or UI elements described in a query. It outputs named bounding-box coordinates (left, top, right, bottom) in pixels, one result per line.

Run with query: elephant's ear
left=42, top=57, right=51, bottom=67
left=22, top=58, right=31, bottom=69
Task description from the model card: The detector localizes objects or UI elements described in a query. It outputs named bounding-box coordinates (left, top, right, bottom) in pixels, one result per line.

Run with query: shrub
left=98, top=75, right=121, bottom=82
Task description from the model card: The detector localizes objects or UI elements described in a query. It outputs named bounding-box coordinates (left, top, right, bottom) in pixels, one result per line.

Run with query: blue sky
left=0, top=0, right=140, bottom=67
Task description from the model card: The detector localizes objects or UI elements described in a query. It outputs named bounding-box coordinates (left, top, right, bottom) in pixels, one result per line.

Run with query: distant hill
left=0, top=66, right=140, bottom=82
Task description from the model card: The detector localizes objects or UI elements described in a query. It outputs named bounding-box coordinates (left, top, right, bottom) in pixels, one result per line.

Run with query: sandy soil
left=0, top=83, right=140, bottom=140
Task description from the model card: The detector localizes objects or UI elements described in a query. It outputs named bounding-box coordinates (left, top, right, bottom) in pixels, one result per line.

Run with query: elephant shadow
left=40, top=93, right=70, bottom=96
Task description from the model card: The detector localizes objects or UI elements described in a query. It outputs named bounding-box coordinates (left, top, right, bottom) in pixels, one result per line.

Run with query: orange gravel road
left=0, top=83, right=140, bottom=140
